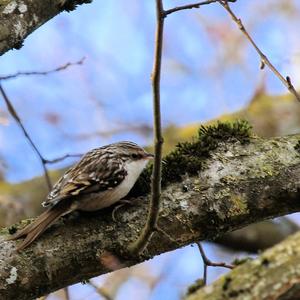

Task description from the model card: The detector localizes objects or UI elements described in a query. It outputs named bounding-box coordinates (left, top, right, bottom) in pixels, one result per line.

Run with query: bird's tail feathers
left=7, top=200, right=71, bottom=251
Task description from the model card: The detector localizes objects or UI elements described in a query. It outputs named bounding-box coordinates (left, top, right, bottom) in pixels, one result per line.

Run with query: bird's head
left=111, top=141, right=154, bottom=162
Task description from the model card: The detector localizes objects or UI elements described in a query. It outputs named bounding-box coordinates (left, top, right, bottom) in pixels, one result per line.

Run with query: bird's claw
left=112, top=199, right=133, bottom=222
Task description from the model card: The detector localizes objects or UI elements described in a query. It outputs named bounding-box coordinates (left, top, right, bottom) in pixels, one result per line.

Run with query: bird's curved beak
left=145, top=152, right=154, bottom=159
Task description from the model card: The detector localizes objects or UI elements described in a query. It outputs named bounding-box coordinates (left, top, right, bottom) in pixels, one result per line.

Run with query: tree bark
left=186, top=230, right=300, bottom=300
left=0, top=0, right=92, bottom=56
left=1, top=134, right=300, bottom=299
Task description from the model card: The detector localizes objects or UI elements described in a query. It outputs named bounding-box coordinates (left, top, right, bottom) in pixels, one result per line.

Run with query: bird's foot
left=112, top=199, right=134, bottom=222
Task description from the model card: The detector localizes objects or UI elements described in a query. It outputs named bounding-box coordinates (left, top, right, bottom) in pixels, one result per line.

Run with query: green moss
left=8, top=224, right=17, bottom=234
left=228, top=194, right=249, bottom=217
left=222, top=276, right=232, bottom=291
left=261, top=258, right=270, bottom=267
left=186, top=279, right=205, bottom=296
left=129, top=120, right=252, bottom=197
left=3, top=219, right=33, bottom=235
left=231, top=257, right=253, bottom=266
left=0, top=226, right=8, bottom=235
left=13, top=41, right=23, bottom=50
left=247, top=162, right=278, bottom=180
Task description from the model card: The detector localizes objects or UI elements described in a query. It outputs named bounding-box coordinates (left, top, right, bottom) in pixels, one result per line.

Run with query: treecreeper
left=6, top=141, right=153, bottom=251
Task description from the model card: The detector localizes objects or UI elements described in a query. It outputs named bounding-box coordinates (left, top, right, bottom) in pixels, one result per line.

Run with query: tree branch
left=0, top=57, right=85, bottom=80
left=1, top=133, right=300, bottom=299
left=164, top=0, right=236, bottom=16
left=186, top=231, right=300, bottom=300
left=0, top=0, right=92, bottom=56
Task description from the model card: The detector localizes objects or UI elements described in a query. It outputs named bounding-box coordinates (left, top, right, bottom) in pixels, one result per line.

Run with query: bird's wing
left=43, top=149, right=127, bottom=207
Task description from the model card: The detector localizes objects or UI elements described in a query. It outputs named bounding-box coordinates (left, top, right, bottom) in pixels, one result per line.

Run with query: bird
left=7, top=141, right=154, bottom=251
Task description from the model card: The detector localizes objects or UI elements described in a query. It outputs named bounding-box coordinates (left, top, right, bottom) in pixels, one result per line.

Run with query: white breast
left=124, top=159, right=149, bottom=187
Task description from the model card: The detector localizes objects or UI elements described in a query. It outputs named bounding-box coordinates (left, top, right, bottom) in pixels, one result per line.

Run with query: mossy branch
left=129, top=119, right=251, bottom=196
left=1, top=121, right=300, bottom=299
left=186, top=231, right=300, bottom=300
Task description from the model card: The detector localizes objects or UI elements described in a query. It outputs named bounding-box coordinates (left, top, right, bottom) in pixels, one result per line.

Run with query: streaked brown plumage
left=7, top=141, right=153, bottom=251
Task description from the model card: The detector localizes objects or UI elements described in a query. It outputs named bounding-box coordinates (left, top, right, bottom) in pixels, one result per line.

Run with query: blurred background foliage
left=1, top=0, right=300, bottom=299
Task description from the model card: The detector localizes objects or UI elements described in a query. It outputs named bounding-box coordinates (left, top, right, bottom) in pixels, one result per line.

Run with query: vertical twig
left=63, top=287, right=70, bottom=300
left=128, top=0, right=164, bottom=254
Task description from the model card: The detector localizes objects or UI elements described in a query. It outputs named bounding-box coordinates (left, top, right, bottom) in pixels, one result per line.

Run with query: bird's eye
left=131, top=153, right=139, bottom=159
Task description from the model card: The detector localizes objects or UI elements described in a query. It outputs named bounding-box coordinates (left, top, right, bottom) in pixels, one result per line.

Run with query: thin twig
left=88, top=280, right=113, bottom=300
left=0, top=84, right=52, bottom=190
left=0, top=57, right=85, bottom=80
left=155, top=226, right=177, bottom=244
left=44, top=153, right=83, bottom=164
left=164, top=0, right=236, bottom=16
left=218, top=0, right=300, bottom=102
left=63, top=287, right=70, bottom=300
left=66, top=124, right=152, bottom=140
left=196, top=242, right=234, bottom=285
left=128, top=0, right=164, bottom=254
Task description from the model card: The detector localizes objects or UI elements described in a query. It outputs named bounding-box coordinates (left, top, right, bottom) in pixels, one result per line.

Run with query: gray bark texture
left=0, top=0, right=92, bottom=56
left=186, top=231, right=300, bottom=300
left=1, top=132, right=300, bottom=299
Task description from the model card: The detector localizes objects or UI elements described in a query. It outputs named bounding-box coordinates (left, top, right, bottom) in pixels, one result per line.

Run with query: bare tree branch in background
left=0, top=85, right=52, bottom=189
left=218, top=0, right=300, bottom=102
left=164, top=0, right=236, bottom=16
left=0, top=53, right=87, bottom=189
left=163, top=0, right=300, bottom=102
left=0, top=57, right=85, bottom=80
left=0, top=54, right=87, bottom=188
left=44, top=154, right=83, bottom=164
left=0, top=85, right=83, bottom=190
